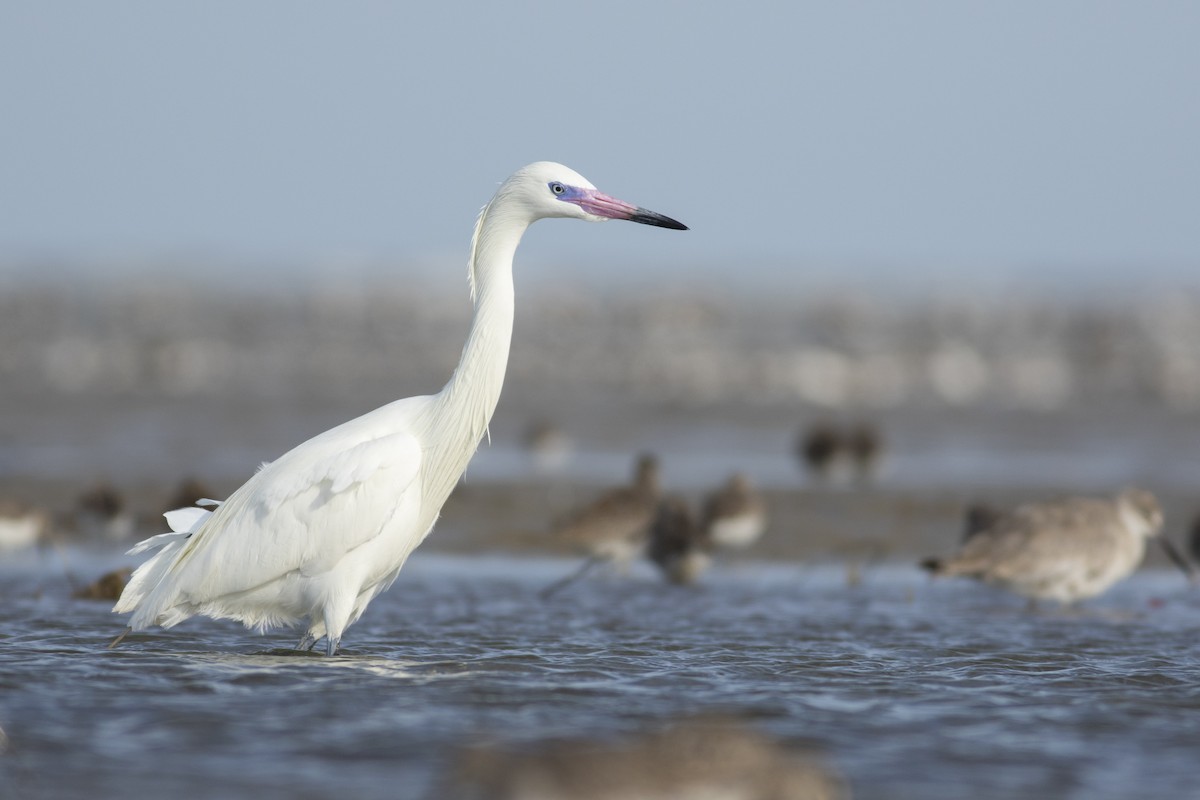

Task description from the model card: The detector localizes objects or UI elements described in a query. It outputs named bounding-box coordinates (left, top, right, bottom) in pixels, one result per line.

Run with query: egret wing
left=161, top=428, right=424, bottom=605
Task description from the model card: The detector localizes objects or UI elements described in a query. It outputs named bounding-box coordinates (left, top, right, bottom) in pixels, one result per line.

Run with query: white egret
left=112, top=162, right=687, bottom=655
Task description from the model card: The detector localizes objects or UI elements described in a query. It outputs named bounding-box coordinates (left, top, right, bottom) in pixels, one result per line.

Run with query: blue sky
left=1, top=3, right=1197, bottom=289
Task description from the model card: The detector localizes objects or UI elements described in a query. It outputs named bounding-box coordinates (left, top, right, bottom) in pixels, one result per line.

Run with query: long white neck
left=424, top=198, right=528, bottom=505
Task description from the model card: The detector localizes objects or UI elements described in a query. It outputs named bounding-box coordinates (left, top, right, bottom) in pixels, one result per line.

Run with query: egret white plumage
left=112, top=162, right=686, bottom=655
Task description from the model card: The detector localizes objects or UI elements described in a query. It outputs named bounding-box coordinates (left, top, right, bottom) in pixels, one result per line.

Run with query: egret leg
left=321, top=598, right=352, bottom=657
left=296, top=632, right=317, bottom=651
left=539, top=555, right=603, bottom=600
left=107, top=626, right=132, bottom=650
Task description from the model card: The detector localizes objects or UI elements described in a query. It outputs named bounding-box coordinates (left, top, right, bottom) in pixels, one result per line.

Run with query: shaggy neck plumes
left=423, top=200, right=527, bottom=506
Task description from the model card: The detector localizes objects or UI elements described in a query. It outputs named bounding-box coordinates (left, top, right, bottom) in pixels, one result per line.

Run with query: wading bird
left=539, top=453, right=662, bottom=599
left=700, top=472, right=766, bottom=550
left=0, top=499, right=50, bottom=552
left=795, top=421, right=884, bottom=485
left=921, top=489, right=1195, bottom=606
left=648, top=495, right=712, bottom=585
left=112, top=163, right=686, bottom=655
left=553, top=453, right=661, bottom=563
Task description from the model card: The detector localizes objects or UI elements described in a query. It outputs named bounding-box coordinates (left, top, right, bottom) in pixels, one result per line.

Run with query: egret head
left=502, top=162, right=688, bottom=229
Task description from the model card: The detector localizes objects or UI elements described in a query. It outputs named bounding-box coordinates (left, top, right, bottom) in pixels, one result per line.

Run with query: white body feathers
left=113, top=162, right=638, bottom=654
left=116, top=398, right=433, bottom=641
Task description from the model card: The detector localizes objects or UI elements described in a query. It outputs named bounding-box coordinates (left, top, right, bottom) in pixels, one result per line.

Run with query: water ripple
left=2, top=552, right=1199, bottom=799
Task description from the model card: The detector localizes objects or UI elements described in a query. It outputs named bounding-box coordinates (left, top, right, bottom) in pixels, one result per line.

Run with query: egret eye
left=550, top=182, right=565, bottom=195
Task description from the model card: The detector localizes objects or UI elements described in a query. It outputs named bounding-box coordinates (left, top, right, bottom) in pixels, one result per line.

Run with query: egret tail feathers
left=126, top=531, right=191, bottom=556
left=112, top=506, right=213, bottom=622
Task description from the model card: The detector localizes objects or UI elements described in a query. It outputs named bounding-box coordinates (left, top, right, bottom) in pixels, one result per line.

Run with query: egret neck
left=424, top=199, right=524, bottom=506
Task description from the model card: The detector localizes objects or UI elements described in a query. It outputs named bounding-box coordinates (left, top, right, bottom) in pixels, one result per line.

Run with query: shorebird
left=700, top=472, right=766, bottom=550
left=0, top=499, right=50, bottom=552
left=553, top=453, right=661, bottom=563
left=75, top=482, right=134, bottom=541
left=540, top=453, right=662, bottom=598
left=796, top=421, right=884, bottom=485
left=648, top=495, right=712, bottom=585
left=796, top=422, right=842, bottom=482
left=73, top=567, right=134, bottom=601
left=921, top=488, right=1195, bottom=605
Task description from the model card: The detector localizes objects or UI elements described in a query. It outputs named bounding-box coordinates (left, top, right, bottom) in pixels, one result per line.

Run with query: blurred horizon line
left=2, top=248, right=1198, bottom=303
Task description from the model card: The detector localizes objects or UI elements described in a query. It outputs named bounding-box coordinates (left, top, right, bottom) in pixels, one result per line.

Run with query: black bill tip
left=1158, top=535, right=1198, bottom=584
left=628, top=207, right=688, bottom=230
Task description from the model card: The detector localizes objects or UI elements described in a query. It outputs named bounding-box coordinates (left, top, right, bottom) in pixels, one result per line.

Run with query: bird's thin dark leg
left=325, top=637, right=341, bottom=657
left=107, top=626, right=132, bottom=650
left=297, top=633, right=317, bottom=651
left=539, top=555, right=603, bottom=600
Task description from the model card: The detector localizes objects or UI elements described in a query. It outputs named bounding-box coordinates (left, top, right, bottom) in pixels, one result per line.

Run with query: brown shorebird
left=72, top=567, right=134, bottom=601
left=796, top=421, right=884, bottom=485
left=541, top=454, right=661, bottom=598
left=648, top=496, right=712, bottom=585
left=554, top=453, right=660, bottom=561
left=700, top=472, right=767, bottom=550
left=796, top=422, right=843, bottom=481
left=922, top=488, right=1194, bottom=605
left=74, top=481, right=134, bottom=541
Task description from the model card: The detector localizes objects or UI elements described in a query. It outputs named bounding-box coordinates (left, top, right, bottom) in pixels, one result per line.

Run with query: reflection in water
left=449, top=715, right=846, bottom=800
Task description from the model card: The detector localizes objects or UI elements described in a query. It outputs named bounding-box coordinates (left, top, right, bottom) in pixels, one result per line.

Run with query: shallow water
left=2, top=551, right=1199, bottom=799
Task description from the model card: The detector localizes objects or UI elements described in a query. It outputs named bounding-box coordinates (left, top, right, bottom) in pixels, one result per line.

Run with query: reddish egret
left=112, top=162, right=686, bottom=654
